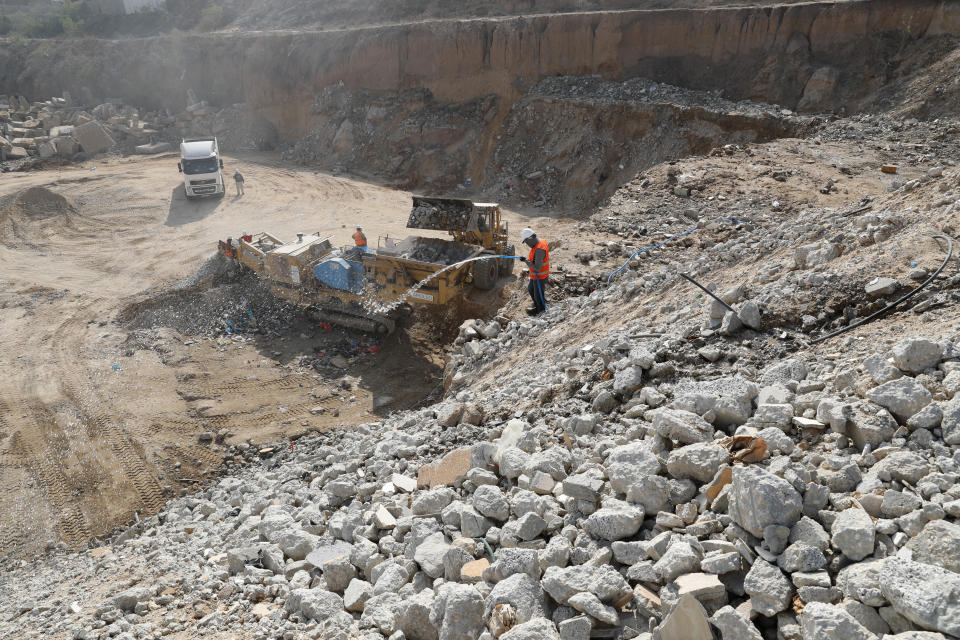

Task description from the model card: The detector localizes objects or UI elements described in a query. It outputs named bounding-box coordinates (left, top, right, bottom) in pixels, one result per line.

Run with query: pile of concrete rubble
left=5, top=268, right=960, bottom=640
left=0, top=91, right=276, bottom=170
left=406, top=201, right=475, bottom=232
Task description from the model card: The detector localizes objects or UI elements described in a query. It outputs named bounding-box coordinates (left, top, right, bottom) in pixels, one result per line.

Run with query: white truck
left=177, top=137, right=225, bottom=199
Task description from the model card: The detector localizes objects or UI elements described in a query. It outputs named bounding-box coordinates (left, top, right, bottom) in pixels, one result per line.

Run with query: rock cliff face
left=1, top=0, right=958, bottom=138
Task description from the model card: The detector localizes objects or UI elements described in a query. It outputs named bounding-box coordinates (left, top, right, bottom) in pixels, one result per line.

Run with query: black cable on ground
left=810, top=233, right=954, bottom=345
left=679, top=273, right=736, bottom=314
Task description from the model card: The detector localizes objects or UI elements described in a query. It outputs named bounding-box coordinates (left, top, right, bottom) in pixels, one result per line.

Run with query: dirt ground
left=0, top=152, right=578, bottom=561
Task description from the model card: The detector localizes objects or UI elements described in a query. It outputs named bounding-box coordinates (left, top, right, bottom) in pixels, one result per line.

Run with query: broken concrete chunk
left=867, top=377, right=933, bottom=421
left=72, top=121, right=115, bottom=154
left=657, top=593, right=713, bottom=640
left=891, top=337, right=943, bottom=373
left=865, top=277, right=899, bottom=297
left=743, top=559, right=793, bottom=617
left=728, top=466, right=803, bottom=538
left=583, top=505, right=644, bottom=541
left=800, top=602, right=877, bottom=640
left=418, top=446, right=484, bottom=488
left=541, top=565, right=632, bottom=606
left=880, top=557, right=960, bottom=636
left=710, top=604, right=763, bottom=640
left=831, top=508, right=875, bottom=562
left=904, top=520, right=960, bottom=573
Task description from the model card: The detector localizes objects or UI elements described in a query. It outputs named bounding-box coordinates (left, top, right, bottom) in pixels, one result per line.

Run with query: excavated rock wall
left=1, top=0, right=958, bottom=139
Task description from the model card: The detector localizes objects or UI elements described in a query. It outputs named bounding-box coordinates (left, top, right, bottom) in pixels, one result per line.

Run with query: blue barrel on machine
left=313, top=258, right=366, bottom=294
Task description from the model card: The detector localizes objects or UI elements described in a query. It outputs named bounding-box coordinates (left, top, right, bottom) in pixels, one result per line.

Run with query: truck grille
left=190, top=179, right=216, bottom=185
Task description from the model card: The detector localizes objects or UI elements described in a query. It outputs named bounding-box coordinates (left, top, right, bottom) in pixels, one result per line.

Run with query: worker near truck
left=233, top=169, right=245, bottom=196
left=518, top=228, right=549, bottom=315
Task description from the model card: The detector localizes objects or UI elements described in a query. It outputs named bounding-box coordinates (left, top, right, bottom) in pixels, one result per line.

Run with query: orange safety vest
left=352, top=231, right=367, bottom=247
left=528, top=239, right=550, bottom=280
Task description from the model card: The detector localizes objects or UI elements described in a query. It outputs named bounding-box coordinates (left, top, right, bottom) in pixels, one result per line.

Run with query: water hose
left=606, top=217, right=756, bottom=285
left=475, top=536, right=495, bottom=561
left=810, top=233, right=954, bottom=344
left=679, top=273, right=736, bottom=314
left=606, top=225, right=699, bottom=284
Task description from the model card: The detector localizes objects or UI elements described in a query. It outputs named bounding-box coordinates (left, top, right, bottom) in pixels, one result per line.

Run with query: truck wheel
left=472, top=257, right=499, bottom=291
left=498, top=243, right=516, bottom=277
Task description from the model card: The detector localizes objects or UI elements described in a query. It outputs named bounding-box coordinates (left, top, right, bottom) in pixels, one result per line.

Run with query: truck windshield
left=182, top=158, right=219, bottom=175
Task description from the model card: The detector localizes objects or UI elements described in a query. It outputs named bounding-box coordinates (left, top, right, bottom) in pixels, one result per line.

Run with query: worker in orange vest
left=519, top=227, right=549, bottom=315
left=352, top=226, right=367, bottom=248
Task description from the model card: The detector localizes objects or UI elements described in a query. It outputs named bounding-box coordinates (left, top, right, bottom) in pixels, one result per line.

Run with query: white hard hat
left=356, top=226, right=362, bottom=230
left=520, top=228, right=535, bottom=241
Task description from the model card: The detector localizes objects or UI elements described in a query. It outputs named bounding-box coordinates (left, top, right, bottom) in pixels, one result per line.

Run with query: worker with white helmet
left=352, top=226, right=367, bottom=247
left=518, top=227, right=549, bottom=315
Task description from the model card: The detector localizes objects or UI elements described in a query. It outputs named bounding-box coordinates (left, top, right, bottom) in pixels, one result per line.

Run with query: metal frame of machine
left=217, top=197, right=515, bottom=334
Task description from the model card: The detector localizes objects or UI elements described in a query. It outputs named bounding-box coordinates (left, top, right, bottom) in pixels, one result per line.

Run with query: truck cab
left=178, top=137, right=225, bottom=199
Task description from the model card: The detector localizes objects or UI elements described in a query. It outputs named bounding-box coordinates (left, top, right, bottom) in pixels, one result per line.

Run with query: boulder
left=652, top=408, right=714, bottom=444
left=710, top=604, right=763, bottom=640
left=72, top=121, right=115, bottom=154
left=760, top=359, right=807, bottom=386
left=561, top=470, right=604, bottom=502
left=111, top=586, right=153, bottom=612
left=831, top=508, right=875, bottom=562
left=397, top=588, right=439, bottom=640
left=880, top=557, right=960, bottom=636
left=867, top=378, right=933, bottom=421
left=872, top=451, right=930, bottom=484
left=541, top=565, right=632, bottom=606
left=583, top=505, right=644, bottom=541
left=836, top=559, right=886, bottom=607
left=658, top=594, right=713, bottom=640
left=414, top=532, right=453, bottom=579
left=865, top=277, right=900, bottom=297
left=800, top=602, right=877, bottom=640
left=891, top=338, right=943, bottom=373
left=483, top=548, right=541, bottom=583
left=604, top=442, right=661, bottom=493
left=666, top=443, right=731, bottom=483
left=614, top=366, right=645, bottom=395
left=728, top=467, right=803, bottom=537
left=285, top=588, right=345, bottom=622
left=941, top=396, right=960, bottom=445
left=344, top=579, right=374, bottom=612
left=743, top=559, right=793, bottom=616
left=738, top=300, right=762, bottom=330
left=568, top=591, right=618, bottom=625
left=483, top=573, right=548, bottom=626
left=430, top=583, right=485, bottom=640
left=654, top=541, right=701, bottom=582
left=473, top=485, right=510, bottom=521
left=905, top=520, right=960, bottom=573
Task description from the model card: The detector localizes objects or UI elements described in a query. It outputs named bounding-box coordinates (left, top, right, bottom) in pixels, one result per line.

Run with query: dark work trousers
left=528, top=277, right=548, bottom=313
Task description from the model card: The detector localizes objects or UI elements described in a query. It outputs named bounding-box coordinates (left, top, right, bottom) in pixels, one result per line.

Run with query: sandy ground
left=0, top=152, right=576, bottom=561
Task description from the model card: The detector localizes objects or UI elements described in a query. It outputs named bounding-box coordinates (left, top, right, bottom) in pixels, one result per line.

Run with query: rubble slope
left=5, top=117, right=960, bottom=640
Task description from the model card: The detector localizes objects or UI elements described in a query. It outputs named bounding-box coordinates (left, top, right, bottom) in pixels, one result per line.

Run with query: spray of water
left=358, top=255, right=521, bottom=315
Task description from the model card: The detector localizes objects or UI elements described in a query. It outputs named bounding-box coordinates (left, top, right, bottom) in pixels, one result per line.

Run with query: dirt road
left=0, top=152, right=573, bottom=561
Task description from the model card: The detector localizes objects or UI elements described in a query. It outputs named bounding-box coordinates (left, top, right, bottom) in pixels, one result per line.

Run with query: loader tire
left=472, top=257, right=499, bottom=291
left=498, top=243, right=516, bottom=277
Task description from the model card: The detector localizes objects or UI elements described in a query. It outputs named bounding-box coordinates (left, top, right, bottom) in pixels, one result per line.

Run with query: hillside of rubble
left=3, top=98, right=960, bottom=640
